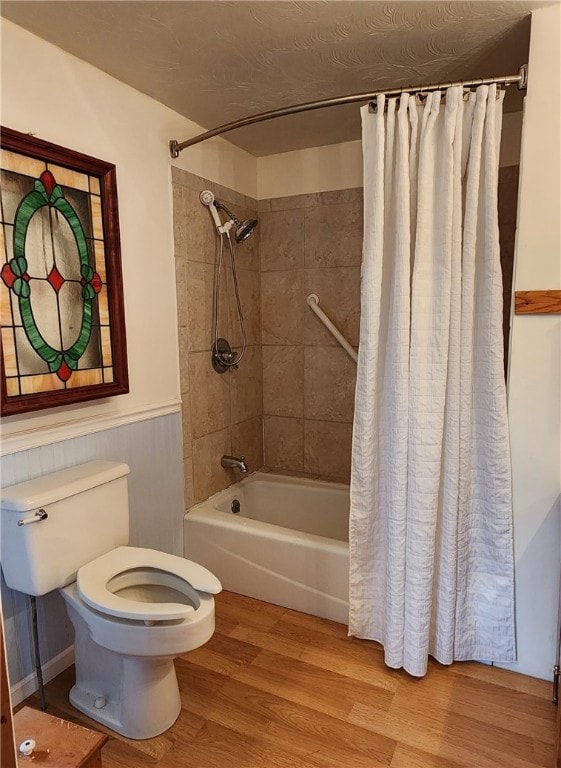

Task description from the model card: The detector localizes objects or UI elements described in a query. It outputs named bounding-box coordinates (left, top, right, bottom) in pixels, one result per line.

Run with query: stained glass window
left=0, top=128, right=128, bottom=415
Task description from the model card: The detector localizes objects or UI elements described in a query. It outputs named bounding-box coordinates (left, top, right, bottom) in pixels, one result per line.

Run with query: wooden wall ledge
left=515, top=290, right=561, bottom=315
left=13, top=707, right=107, bottom=767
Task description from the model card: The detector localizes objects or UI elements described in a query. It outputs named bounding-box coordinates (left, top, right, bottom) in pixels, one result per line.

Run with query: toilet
left=0, top=460, right=221, bottom=740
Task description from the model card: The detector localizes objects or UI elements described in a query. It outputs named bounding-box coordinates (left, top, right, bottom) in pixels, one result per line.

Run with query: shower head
left=234, top=218, right=258, bottom=243
left=214, top=199, right=258, bottom=243
left=215, top=200, right=257, bottom=243
left=200, top=190, right=258, bottom=242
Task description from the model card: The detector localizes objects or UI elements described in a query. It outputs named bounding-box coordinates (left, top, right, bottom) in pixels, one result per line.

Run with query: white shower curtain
left=350, top=84, right=516, bottom=677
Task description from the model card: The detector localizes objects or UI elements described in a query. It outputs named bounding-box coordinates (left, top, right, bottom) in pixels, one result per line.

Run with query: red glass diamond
left=90, top=272, right=102, bottom=293
left=40, top=170, right=56, bottom=197
left=1, top=262, right=16, bottom=289
left=47, top=265, right=65, bottom=293
left=56, top=361, right=73, bottom=382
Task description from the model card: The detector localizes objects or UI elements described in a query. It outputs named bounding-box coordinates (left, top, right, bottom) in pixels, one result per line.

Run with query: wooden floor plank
left=179, top=662, right=396, bottom=766
left=97, top=737, right=160, bottom=768
left=235, top=647, right=395, bottom=719
left=18, top=590, right=555, bottom=768
left=449, top=659, right=554, bottom=698
left=232, top=614, right=399, bottom=692
left=390, top=669, right=556, bottom=744
left=215, top=590, right=287, bottom=632
left=351, top=702, right=551, bottom=768
left=158, top=720, right=315, bottom=768
left=268, top=604, right=351, bottom=640
left=390, top=743, right=468, bottom=768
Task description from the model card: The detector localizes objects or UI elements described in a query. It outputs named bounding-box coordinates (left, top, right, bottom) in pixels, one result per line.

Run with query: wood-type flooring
left=21, top=591, right=556, bottom=767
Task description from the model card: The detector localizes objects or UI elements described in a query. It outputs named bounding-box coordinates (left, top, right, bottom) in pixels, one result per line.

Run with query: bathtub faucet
left=221, top=454, right=248, bottom=473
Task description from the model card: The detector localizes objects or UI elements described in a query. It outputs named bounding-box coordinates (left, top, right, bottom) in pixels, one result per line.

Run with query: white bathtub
left=184, top=472, right=350, bottom=624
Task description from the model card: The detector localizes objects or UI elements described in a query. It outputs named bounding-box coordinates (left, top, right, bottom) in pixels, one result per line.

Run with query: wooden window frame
left=0, top=127, right=128, bottom=415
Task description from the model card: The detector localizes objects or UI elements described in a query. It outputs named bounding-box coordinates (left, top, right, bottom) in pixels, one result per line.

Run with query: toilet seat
left=77, top=546, right=221, bottom=622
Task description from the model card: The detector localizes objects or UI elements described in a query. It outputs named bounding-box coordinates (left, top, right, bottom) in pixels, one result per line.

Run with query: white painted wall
left=258, top=139, right=363, bottom=199
left=500, top=3, right=561, bottom=680
left=0, top=20, right=257, bottom=452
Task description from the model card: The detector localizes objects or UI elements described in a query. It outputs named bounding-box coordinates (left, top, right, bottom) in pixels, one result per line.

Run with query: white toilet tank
left=1, top=461, right=130, bottom=597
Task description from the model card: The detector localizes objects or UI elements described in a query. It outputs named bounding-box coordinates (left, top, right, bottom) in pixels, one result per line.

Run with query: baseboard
left=10, top=646, right=74, bottom=706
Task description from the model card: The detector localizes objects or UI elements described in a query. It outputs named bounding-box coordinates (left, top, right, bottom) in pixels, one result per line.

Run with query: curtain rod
left=169, top=64, right=527, bottom=158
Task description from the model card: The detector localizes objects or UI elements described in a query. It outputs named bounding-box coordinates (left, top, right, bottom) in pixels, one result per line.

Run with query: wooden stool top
left=14, top=706, right=107, bottom=767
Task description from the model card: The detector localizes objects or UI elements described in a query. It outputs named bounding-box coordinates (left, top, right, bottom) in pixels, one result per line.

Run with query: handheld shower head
left=199, top=190, right=215, bottom=206
left=199, top=189, right=223, bottom=231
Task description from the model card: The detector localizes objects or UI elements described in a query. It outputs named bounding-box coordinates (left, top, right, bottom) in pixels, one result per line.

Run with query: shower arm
left=214, top=200, right=241, bottom=226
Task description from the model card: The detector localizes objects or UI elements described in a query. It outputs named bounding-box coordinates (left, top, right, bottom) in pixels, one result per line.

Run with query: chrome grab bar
left=306, top=294, right=358, bottom=364
left=17, top=509, right=48, bottom=526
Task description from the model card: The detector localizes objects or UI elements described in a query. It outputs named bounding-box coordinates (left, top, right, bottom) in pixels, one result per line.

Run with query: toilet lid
left=77, top=546, right=222, bottom=622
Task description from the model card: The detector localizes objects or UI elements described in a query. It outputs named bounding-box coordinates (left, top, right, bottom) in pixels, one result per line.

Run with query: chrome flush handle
left=17, top=509, right=48, bottom=527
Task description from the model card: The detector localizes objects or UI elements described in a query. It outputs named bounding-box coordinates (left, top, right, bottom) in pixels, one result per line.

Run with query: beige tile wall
left=175, top=169, right=516, bottom=498
left=173, top=168, right=263, bottom=507
left=257, top=174, right=517, bottom=484
left=259, top=188, right=362, bottom=483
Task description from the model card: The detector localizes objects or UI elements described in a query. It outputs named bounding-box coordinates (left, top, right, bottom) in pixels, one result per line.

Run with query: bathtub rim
left=189, top=470, right=350, bottom=509
left=185, top=470, right=350, bottom=550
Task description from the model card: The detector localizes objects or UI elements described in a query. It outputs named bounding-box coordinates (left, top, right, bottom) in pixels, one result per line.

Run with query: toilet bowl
left=0, top=461, right=222, bottom=740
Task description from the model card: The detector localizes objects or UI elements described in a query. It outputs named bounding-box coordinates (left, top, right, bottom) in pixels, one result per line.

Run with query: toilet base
left=68, top=656, right=181, bottom=740
left=62, top=589, right=183, bottom=740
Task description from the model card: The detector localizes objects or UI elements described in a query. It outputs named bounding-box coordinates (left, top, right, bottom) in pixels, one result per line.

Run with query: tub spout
left=221, top=454, right=248, bottom=473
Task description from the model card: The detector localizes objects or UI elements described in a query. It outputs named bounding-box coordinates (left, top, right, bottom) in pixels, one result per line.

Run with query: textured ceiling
left=1, top=1, right=538, bottom=156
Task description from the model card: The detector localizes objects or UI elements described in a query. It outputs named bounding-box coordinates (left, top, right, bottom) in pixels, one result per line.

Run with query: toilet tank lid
left=1, top=461, right=130, bottom=512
